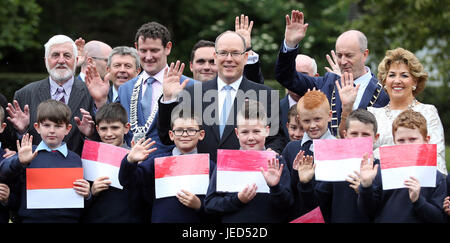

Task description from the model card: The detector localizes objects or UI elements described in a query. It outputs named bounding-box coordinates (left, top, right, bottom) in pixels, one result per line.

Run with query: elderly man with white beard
left=6, top=34, right=98, bottom=155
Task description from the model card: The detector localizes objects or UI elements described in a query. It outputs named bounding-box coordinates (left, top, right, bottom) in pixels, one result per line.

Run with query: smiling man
left=6, top=34, right=97, bottom=155
left=157, top=31, right=285, bottom=162
left=275, top=10, right=389, bottom=136
left=116, top=22, right=196, bottom=154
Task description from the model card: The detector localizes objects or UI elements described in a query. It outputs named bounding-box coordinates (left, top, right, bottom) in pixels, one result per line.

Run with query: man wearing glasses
left=158, top=31, right=285, bottom=162
left=76, top=40, right=112, bottom=83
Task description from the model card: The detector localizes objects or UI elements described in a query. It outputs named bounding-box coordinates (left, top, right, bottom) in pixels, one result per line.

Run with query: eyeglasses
left=91, top=56, right=108, bottom=62
left=171, top=128, right=200, bottom=136
left=215, top=50, right=245, bottom=58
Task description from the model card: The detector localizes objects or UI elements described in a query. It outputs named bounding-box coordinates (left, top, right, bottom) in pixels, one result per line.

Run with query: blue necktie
left=141, top=77, right=155, bottom=119
left=220, top=85, right=233, bottom=138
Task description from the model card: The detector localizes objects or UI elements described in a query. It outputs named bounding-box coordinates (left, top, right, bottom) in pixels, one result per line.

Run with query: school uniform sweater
left=204, top=155, right=293, bottom=223
left=81, top=144, right=147, bottom=223
left=0, top=144, right=84, bottom=223
left=0, top=148, right=9, bottom=223
left=119, top=149, right=216, bottom=223
left=358, top=167, right=447, bottom=223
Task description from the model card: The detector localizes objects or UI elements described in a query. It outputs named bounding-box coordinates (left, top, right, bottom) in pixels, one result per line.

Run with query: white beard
left=47, top=63, right=75, bottom=83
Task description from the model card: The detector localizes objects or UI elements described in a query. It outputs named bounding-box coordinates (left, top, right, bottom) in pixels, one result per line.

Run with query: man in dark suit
left=157, top=31, right=285, bottom=162
left=275, top=10, right=389, bottom=137
left=5, top=34, right=97, bottom=155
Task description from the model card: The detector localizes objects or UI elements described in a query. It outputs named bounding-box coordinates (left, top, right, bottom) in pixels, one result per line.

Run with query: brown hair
left=392, top=109, right=427, bottom=140
left=378, top=47, right=428, bottom=96
left=37, top=99, right=71, bottom=125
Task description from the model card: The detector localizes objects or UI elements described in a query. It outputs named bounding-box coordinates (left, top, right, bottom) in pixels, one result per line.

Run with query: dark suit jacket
left=12, top=77, right=96, bottom=155
left=279, top=95, right=291, bottom=144
left=157, top=77, right=286, bottom=162
left=275, top=45, right=390, bottom=135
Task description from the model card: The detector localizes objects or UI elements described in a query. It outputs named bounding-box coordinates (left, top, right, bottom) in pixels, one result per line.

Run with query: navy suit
left=157, top=77, right=286, bottom=162
left=117, top=74, right=196, bottom=155
left=275, top=45, right=389, bottom=136
left=279, top=95, right=291, bottom=144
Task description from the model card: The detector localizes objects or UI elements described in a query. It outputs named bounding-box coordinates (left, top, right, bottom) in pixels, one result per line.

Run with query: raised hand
left=284, top=10, right=309, bottom=48
left=162, top=61, right=190, bottom=101
left=237, top=183, right=257, bottom=204
left=85, top=64, right=109, bottom=109
left=75, top=37, right=86, bottom=67
left=404, top=176, right=421, bottom=203
left=74, top=108, right=95, bottom=137
left=127, top=137, right=157, bottom=163
left=295, top=151, right=315, bottom=184
left=359, top=153, right=378, bottom=188
left=6, top=100, right=30, bottom=134
left=91, top=176, right=111, bottom=196
left=235, top=14, right=254, bottom=51
left=325, top=50, right=341, bottom=76
left=261, top=158, right=284, bottom=187
left=17, top=133, right=38, bottom=165
left=335, top=72, right=360, bottom=114
left=346, top=171, right=361, bottom=194
left=176, top=189, right=201, bottom=210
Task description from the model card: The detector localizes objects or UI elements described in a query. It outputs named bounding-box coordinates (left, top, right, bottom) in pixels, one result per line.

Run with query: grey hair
left=44, top=35, right=77, bottom=58
left=107, top=46, right=140, bottom=69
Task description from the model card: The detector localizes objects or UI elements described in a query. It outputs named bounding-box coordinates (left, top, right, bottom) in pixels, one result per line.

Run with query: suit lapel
left=358, top=77, right=377, bottom=109
left=68, top=78, right=86, bottom=113
left=38, top=78, right=52, bottom=102
left=202, top=79, right=221, bottom=143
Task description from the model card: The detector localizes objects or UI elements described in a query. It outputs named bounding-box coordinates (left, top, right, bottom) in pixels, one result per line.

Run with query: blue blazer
left=279, top=95, right=290, bottom=144
left=275, top=45, right=389, bottom=135
left=117, top=74, right=196, bottom=155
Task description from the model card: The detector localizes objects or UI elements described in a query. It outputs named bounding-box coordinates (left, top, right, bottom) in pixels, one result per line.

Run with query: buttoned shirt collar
left=36, top=141, right=68, bottom=157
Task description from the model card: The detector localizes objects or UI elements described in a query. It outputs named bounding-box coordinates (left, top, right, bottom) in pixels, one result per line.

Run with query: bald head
left=335, top=30, right=369, bottom=79
left=295, top=54, right=317, bottom=77
left=81, top=40, right=112, bottom=79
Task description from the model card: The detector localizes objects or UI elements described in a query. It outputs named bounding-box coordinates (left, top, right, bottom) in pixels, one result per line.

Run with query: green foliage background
left=0, top=0, right=448, bottom=145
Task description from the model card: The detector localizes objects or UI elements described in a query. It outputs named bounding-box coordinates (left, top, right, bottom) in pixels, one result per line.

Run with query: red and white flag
left=290, top=207, right=325, bottom=223
left=216, top=149, right=276, bottom=193
left=81, top=140, right=129, bottom=189
left=314, top=137, right=373, bottom=181
left=154, top=154, right=210, bottom=199
left=380, top=144, right=437, bottom=190
left=26, top=167, right=84, bottom=209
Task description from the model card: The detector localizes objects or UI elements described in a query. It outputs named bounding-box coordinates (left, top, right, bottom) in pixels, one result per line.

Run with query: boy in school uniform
left=281, top=90, right=334, bottom=220
left=358, top=109, right=447, bottom=223
left=286, top=105, right=304, bottom=142
left=0, top=100, right=90, bottom=223
left=81, top=103, right=147, bottom=223
left=204, top=99, right=293, bottom=223
left=119, top=110, right=216, bottom=223
left=310, top=109, right=380, bottom=223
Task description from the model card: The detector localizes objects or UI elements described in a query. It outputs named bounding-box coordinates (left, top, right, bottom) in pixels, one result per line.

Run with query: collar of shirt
left=288, top=94, right=298, bottom=108
left=112, top=85, right=119, bottom=102
left=217, top=76, right=242, bottom=115
left=36, top=141, right=68, bottom=157
left=172, top=147, right=198, bottom=156
left=140, top=65, right=167, bottom=92
left=49, top=76, right=74, bottom=98
left=301, top=129, right=336, bottom=152
left=79, top=72, right=86, bottom=82
left=352, top=66, right=372, bottom=110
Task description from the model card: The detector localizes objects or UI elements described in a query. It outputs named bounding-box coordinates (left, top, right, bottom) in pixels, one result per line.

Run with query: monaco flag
left=216, top=149, right=276, bottom=193
left=81, top=140, right=129, bottom=189
left=290, top=207, right=325, bottom=223
left=26, top=167, right=84, bottom=209
left=314, top=137, right=373, bottom=181
left=379, top=144, right=437, bottom=190
left=154, top=154, right=210, bottom=199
